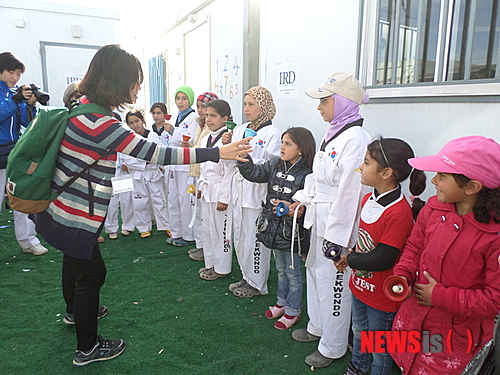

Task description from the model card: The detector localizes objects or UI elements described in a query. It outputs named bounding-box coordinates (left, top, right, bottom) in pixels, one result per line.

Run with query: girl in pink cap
left=391, top=136, right=500, bottom=375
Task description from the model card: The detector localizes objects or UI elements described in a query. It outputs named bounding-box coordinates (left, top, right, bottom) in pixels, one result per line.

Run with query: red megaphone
left=383, top=275, right=410, bottom=302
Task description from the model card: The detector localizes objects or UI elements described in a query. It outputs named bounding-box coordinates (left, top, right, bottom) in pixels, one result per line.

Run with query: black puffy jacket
left=237, top=155, right=311, bottom=254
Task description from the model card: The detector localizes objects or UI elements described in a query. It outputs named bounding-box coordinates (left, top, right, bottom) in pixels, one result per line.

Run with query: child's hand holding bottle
left=222, top=121, right=237, bottom=145
left=221, top=131, right=232, bottom=145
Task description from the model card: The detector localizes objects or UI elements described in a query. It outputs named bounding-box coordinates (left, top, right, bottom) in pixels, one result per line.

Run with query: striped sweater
left=47, top=97, right=219, bottom=235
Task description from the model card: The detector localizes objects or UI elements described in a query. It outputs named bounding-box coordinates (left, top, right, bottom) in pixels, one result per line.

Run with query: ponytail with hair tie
left=367, top=137, right=427, bottom=220
left=409, top=168, right=426, bottom=220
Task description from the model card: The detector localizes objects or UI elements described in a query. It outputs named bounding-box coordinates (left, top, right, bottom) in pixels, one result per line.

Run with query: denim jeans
left=351, top=294, right=396, bottom=375
left=274, top=250, right=303, bottom=316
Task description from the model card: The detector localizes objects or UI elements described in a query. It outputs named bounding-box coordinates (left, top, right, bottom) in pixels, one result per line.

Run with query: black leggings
left=62, top=244, right=107, bottom=352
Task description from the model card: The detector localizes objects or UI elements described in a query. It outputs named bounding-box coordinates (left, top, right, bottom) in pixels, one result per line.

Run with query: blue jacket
left=0, top=80, right=34, bottom=145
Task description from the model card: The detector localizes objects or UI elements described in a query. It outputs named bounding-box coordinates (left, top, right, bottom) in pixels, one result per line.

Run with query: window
left=148, top=54, right=166, bottom=105
left=369, top=0, right=500, bottom=86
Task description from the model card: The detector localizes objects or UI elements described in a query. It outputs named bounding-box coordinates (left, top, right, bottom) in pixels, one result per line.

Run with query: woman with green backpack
left=29, top=44, right=253, bottom=367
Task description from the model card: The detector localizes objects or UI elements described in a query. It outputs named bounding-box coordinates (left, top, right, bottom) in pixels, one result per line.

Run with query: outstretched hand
left=218, top=137, right=253, bottom=162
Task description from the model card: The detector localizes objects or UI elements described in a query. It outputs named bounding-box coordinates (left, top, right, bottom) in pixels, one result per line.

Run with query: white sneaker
left=109, top=232, right=118, bottom=240
left=121, top=229, right=131, bottom=236
left=23, top=244, right=49, bottom=255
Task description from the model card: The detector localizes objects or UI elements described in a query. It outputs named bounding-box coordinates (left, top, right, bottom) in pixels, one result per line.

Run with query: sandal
left=228, top=278, right=247, bottom=292
left=265, top=305, right=285, bottom=319
left=189, top=248, right=204, bottom=261
left=188, top=247, right=199, bottom=255
left=274, top=314, right=300, bottom=330
left=166, top=237, right=181, bottom=245
left=166, top=237, right=195, bottom=247
left=232, top=283, right=261, bottom=298
left=199, top=268, right=229, bottom=281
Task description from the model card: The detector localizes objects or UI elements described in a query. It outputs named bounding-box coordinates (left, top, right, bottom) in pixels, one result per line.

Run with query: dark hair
left=453, top=174, right=500, bottom=224
left=206, top=100, right=232, bottom=119
left=150, top=102, right=167, bottom=114
left=126, top=109, right=145, bottom=124
left=368, top=137, right=427, bottom=220
left=281, top=127, right=316, bottom=169
left=78, top=45, right=143, bottom=109
left=0, top=52, right=26, bottom=73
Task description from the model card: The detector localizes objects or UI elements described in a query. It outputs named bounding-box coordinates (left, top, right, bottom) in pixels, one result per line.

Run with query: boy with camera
left=0, top=51, right=48, bottom=255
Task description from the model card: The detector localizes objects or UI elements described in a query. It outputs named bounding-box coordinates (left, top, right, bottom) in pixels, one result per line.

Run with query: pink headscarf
left=325, top=93, right=369, bottom=141
left=196, top=92, right=219, bottom=127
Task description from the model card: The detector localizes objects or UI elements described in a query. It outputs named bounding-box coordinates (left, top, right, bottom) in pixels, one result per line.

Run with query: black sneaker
left=344, top=361, right=369, bottom=375
left=73, top=335, right=126, bottom=366
left=63, top=306, right=108, bottom=325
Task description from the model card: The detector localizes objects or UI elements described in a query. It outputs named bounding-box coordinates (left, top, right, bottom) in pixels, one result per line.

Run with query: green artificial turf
left=0, top=208, right=398, bottom=374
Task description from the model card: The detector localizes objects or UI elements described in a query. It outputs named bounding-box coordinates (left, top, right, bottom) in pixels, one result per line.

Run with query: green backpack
left=6, top=103, right=111, bottom=214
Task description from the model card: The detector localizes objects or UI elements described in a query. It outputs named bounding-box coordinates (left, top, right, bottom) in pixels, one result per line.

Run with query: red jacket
left=392, top=196, right=500, bottom=375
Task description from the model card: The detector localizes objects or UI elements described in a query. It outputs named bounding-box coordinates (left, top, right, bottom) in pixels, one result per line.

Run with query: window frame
left=358, top=0, right=500, bottom=101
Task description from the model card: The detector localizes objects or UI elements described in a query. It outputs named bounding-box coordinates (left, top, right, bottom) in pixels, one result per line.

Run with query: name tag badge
left=111, top=174, right=134, bottom=194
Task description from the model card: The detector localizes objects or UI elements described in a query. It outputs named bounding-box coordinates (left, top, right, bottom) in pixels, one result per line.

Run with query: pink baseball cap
left=408, top=136, right=500, bottom=189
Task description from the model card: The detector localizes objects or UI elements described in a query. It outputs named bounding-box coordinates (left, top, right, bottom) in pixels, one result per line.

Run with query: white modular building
left=1, top=0, right=119, bottom=107
left=143, top=0, right=500, bottom=199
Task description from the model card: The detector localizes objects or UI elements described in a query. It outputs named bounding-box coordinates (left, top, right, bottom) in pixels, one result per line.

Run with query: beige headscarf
left=245, top=86, right=276, bottom=130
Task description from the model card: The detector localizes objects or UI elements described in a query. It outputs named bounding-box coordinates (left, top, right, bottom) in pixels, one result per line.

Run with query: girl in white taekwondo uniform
left=197, top=100, right=234, bottom=280
left=103, top=152, right=135, bottom=239
left=291, top=73, right=371, bottom=368
left=221, top=86, right=282, bottom=298
left=157, top=106, right=174, bottom=238
left=121, top=110, right=170, bottom=237
left=186, top=92, right=220, bottom=262
left=163, top=86, right=199, bottom=247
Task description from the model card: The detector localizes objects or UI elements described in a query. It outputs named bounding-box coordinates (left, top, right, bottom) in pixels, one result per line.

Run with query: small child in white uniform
left=221, top=86, right=282, bottom=298
left=197, top=100, right=234, bottom=280
left=104, top=152, right=135, bottom=238
left=292, top=73, right=371, bottom=369
left=163, top=86, right=198, bottom=247
left=121, top=110, right=169, bottom=237
left=186, top=92, right=219, bottom=261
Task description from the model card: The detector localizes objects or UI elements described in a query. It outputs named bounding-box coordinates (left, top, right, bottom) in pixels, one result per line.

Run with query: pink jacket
left=391, top=196, right=500, bottom=375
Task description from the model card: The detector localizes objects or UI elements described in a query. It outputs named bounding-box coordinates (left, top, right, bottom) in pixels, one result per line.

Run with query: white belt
left=188, top=178, right=204, bottom=229
left=189, top=176, right=223, bottom=232
left=312, top=184, right=339, bottom=203
left=289, top=202, right=306, bottom=270
left=300, top=185, right=339, bottom=230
